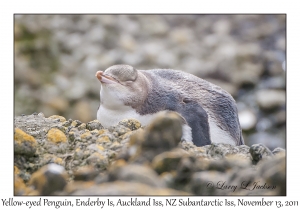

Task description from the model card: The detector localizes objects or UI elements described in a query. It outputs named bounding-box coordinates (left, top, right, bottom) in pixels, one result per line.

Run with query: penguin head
left=104, top=64, right=138, bottom=82
left=96, top=65, right=146, bottom=107
left=95, top=64, right=137, bottom=85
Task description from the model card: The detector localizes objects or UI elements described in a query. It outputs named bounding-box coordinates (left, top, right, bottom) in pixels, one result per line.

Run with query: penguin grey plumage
left=96, top=64, right=244, bottom=147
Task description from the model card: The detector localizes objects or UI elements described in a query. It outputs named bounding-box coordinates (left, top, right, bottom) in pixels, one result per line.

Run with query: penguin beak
left=95, top=71, right=119, bottom=84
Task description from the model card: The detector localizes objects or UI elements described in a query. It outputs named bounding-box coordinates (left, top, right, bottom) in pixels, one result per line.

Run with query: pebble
left=108, top=162, right=165, bottom=188
left=28, top=164, right=68, bottom=195
left=256, top=89, right=285, bottom=110
left=238, top=109, right=257, bottom=131
left=48, top=115, right=66, bottom=122
left=47, top=128, right=67, bottom=143
left=86, top=120, right=103, bottom=131
left=14, top=128, right=37, bottom=156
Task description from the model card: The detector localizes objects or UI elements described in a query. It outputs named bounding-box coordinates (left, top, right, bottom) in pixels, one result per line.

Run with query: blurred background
left=14, top=14, right=286, bottom=149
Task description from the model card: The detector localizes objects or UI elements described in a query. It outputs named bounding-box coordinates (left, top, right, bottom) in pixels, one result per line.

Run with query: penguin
left=95, top=64, right=244, bottom=147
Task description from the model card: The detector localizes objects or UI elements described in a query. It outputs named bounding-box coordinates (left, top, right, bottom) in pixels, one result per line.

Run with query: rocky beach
left=14, top=112, right=285, bottom=196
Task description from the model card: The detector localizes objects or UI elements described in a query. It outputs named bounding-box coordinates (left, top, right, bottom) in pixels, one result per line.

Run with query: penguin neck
left=99, top=86, right=125, bottom=110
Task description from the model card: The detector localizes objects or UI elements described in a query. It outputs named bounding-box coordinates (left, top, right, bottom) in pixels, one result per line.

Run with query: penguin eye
left=124, top=81, right=133, bottom=86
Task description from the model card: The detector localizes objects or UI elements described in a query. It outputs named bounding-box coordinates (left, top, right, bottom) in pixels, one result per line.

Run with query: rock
left=14, top=128, right=37, bottom=156
left=112, top=125, right=131, bottom=137
left=272, top=147, right=285, bottom=155
left=170, top=28, right=194, bottom=45
left=14, top=166, right=20, bottom=175
left=248, top=132, right=284, bottom=151
left=70, top=181, right=189, bottom=195
left=60, top=180, right=97, bottom=195
left=274, top=110, right=286, bottom=126
left=238, top=109, right=257, bottom=131
left=68, top=130, right=80, bottom=142
left=212, top=19, right=231, bottom=35
left=40, top=154, right=65, bottom=167
left=228, top=167, right=261, bottom=195
left=144, top=111, right=183, bottom=148
left=86, top=120, right=103, bottom=131
left=109, top=141, right=122, bottom=150
left=232, top=62, right=263, bottom=86
left=121, top=130, right=137, bottom=141
left=96, top=133, right=115, bottom=144
left=77, top=123, right=86, bottom=131
left=49, top=126, right=67, bottom=138
left=173, top=155, right=197, bottom=186
left=151, top=148, right=190, bottom=174
left=74, top=166, right=99, bottom=181
left=188, top=171, right=230, bottom=195
left=14, top=175, right=38, bottom=195
left=192, top=153, right=251, bottom=179
left=37, top=112, right=45, bottom=117
left=224, top=154, right=252, bottom=169
left=128, top=111, right=183, bottom=163
left=45, top=97, right=69, bottom=113
left=14, top=114, right=60, bottom=141
left=250, top=144, right=273, bottom=164
left=28, top=164, right=68, bottom=195
left=74, top=148, right=85, bottom=160
left=48, top=115, right=66, bottom=122
left=108, top=161, right=165, bottom=188
left=86, top=144, right=105, bottom=153
left=46, top=128, right=67, bottom=143
left=206, top=143, right=240, bottom=158
left=118, top=119, right=141, bottom=131
left=71, top=120, right=82, bottom=127
left=256, top=118, right=273, bottom=132
left=62, top=119, right=72, bottom=127
left=73, top=101, right=94, bottom=123
left=44, top=128, right=68, bottom=153
left=80, top=131, right=92, bottom=141
left=86, top=152, right=109, bottom=170
left=258, top=76, right=285, bottom=89
left=256, top=89, right=285, bottom=110
left=259, top=153, right=286, bottom=195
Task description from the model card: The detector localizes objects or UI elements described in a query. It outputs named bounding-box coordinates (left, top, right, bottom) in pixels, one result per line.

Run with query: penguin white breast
left=97, top=104, right=193, bottom=143
left=97, top=105, right=156, bottom=128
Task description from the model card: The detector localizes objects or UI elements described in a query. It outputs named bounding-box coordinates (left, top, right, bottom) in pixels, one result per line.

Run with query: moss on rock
left=14, top=128, right=37, bottom=156
left=47, top=128, right=67, bottom=143
left=48, top=115, right=66, bottom=122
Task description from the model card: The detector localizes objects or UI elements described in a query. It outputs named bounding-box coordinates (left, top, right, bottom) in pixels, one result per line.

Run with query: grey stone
left=28, top=164, right=68, bottom=195
left=86, top=120, right=104, bottom=131
left=250, top=144, right=273, bottom=164
left=108, top=163, right=165, bottom=188
left=256, top=89, right=285, bottom=110
left=70, top=181, right=188, bottom=195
